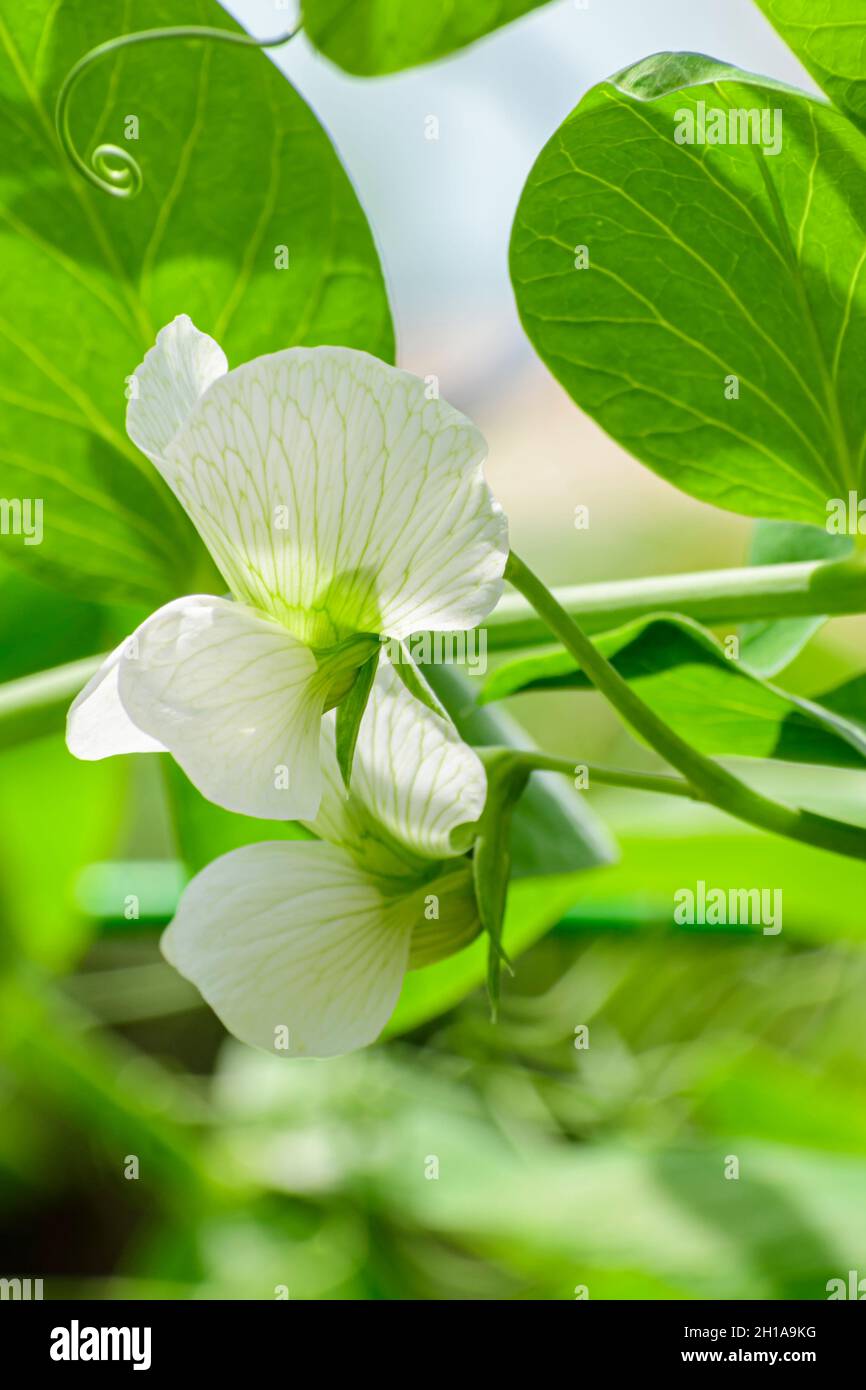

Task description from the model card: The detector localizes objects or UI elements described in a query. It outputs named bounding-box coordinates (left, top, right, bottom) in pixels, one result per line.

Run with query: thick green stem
left=488, top=554, right=866, bottom=650
left=505, top=552, right=866, bottom=862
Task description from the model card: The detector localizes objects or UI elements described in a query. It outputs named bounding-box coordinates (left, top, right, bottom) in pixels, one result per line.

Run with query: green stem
left=512, top=752, right=698, bottom=799
left=488, top=554, right=866, bottom=650
left=505, top=552, right=866, bottom=862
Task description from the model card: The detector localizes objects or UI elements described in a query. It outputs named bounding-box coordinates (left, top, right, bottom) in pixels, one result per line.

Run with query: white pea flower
left=67, top=315, right=507, bottom=819
left=161, top=663, right=486, bottom=1057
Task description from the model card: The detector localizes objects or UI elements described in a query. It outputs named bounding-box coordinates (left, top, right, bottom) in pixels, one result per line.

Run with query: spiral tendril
left=55, top=24, right=302, bottom=199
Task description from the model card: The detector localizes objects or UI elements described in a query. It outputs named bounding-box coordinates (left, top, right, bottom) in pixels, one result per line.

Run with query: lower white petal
left=162, top=841, right=414, bottom=1057
left=118, top=595, right=324, bottom=820
left=67, top=641, right=166, bottom=759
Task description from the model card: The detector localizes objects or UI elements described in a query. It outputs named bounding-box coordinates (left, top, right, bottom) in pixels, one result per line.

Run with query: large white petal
left=117, top=595, right=324, bottom=820
left=67, top=641, right=165, bottom=759
left=162, top=346, right=508, bottom=644
left=307, top=662, right=487, bottom=866
left=162, top=841, right=415, bottom=1057
left=126, top=314, right=227, bottom=471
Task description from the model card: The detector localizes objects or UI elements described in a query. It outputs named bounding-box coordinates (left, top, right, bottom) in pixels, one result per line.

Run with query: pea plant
left=1, top=0, right=865, bottom=1057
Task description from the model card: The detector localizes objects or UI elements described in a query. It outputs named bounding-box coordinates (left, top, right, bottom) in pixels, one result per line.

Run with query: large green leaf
left=0, top=560, right=104, bottom=682
left=510, top=52, right=866, bottom=525
left=739, top=520, right=852, bottom=675
left=302, top=0, right=553, bottom=76
left=754, top=0, right=866, bottom=132
left=0, top=0, right=392, bottom=604
left=481, top=613, right=866, bottom=770
left=0, top=554, right=148, bottom=688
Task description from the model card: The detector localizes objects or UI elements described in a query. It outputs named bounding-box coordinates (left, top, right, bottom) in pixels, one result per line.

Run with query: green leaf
left=335, top=650, right=379, bottom=787
left=819, top=671, right=866, bottom=740
left=754, top=0, right=866, bottom=132
left=739, top=520, right=852, bottom=675
left=422, top=663, right=616, bottom=876
left=510, top=52, right=866, bottom=525
left=481, top=613, right=866, bottom=770
left=302, top=0, right=553, bottom=76
left=388, top=644, right=449, bottom=720
left=471, top=750, right=528, bottom=1013
left=0, top=0, right=393, bottom=604
left=0, top=559, right=115, bottom=682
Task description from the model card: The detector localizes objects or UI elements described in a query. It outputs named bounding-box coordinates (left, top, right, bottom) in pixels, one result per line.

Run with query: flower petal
left=67, top=641, right=166, bottom=759
left=126, top=314, right=227, bottom=471
left=308, top=662, right=487, bottom=865
left=406, top=863, right=481, bottom=968
left=162, top=345, right=508, bottom=644
left=117, top=595, right=324, bottom=820
left=162, top=841, right=414, bottom=1057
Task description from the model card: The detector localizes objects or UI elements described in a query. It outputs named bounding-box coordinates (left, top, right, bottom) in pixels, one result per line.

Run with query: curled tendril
left=55, top=24, right=302, bottom=200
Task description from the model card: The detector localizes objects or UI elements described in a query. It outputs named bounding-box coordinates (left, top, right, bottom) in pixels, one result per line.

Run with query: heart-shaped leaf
left=511, top=53, right=866, bottom=525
